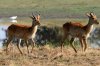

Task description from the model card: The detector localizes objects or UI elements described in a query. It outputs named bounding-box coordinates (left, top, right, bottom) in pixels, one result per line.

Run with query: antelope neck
left=30, top=23, right=38, bottom=33
left=84, top=19, right=94, bottom=34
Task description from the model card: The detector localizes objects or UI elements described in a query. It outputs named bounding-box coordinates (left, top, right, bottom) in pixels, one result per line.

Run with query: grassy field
left=0, top=45, right=100, bottom=66
left=0, top=0, right=100, bottom=26
left=0, top=0, right=100, bottom=19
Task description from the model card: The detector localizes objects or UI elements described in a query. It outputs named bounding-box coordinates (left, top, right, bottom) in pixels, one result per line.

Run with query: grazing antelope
left=61, top=12, right=99, bottom=53
left=5, top=14, right=40, bottom=54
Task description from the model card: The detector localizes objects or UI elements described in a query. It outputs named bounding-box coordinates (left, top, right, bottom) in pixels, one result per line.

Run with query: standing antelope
left=61, top=12, right=99, bottom=53
left=5, top=14, right=40, bottom=54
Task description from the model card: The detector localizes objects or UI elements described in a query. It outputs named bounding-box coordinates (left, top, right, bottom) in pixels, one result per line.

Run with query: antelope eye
left=34, top=19, right=37, bottom=21
left=91, top=17, right=95, bottom=20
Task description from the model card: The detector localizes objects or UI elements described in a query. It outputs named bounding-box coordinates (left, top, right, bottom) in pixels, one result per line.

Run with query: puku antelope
left=61, top=12, right=99, bottom=53
left=5, top=14, right=40, bottom=54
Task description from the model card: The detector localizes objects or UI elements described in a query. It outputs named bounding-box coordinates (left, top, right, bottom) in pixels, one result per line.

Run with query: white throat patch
left=31, top=25, right=38, bottom=38
left=87, top=25, right=94, bottom=38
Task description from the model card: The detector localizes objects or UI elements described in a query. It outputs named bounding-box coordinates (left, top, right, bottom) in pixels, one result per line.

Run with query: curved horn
left=37, top=14, right=40, bottom=20
left=32, top=12, right=35, bottom=18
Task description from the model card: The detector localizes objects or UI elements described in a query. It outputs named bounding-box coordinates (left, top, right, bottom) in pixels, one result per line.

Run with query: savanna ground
left=0, top=45, right=100, bottom=66
left=0, top=0, right=100, bottom=66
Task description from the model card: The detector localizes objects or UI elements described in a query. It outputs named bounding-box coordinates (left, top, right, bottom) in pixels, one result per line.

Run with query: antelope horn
left=32, top=13, right=35, bottom=18
left=37, top=14, right=40, bottom=20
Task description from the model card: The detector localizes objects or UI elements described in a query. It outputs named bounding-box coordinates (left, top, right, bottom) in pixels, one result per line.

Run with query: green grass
left=0, top=0, right=100, bottom=18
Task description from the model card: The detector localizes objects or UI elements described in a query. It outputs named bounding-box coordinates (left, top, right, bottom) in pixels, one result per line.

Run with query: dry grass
left=0, top=44, right=100, bottom=66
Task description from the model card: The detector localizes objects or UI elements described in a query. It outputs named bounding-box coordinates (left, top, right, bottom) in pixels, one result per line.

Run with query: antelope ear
left=90, top=12, right=94, bottom=16
left=30, top=16, right=34, bottom=19
left=30, top=13, right=35, bottom=19
left=86, top=13, right=90, bottom=17
left=30, top=12, right=35, bottom=19
left=36, top=14, right=40, bottom=20
left=30, top=16, right=33, bottom=19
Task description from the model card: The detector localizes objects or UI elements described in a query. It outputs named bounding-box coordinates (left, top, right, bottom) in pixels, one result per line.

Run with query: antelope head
left=87, top=12, right=99, bottom=25
left=30, top=13, right=40, bottom=26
